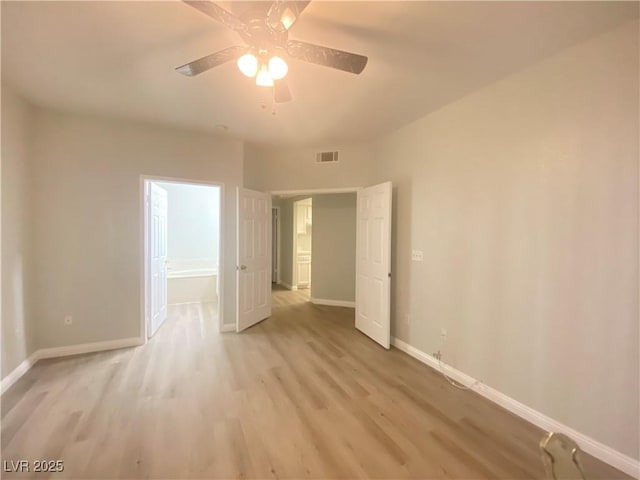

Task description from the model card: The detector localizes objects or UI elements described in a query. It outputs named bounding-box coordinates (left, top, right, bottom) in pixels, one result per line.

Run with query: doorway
left=271, top=182, right=392, bottom=348
left=271, top=192, right=358, bottom=308
left=293, top=197, right=312, bottom=290
left=143, top=177, right=223, bottom=339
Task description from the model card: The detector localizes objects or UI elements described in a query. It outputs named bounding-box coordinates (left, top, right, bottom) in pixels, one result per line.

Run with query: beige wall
left=1, top=85, right=37, bottom=378
left=29, top=109, right=243, bottom=348
left=371, top=20, right=639, bottom=458
left=244, top=143, right=374, bottom=192
left=311, top=194, right=357, bottom=303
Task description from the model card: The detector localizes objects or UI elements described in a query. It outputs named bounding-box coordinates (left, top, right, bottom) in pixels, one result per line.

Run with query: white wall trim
left=220, top=324, right=235, bottom=332
left=272, top=206, right=282, bottom=285
left=280, top=282, right=296, bottom=290
left=311, top=297, right=355, bottom=308
left=391, top=337, right=640, bottom=479
left=37, top=337, right=143, bottom=360
left=1, top=353, right=39, bottom=395
left=1, top=337, right=143, bottom=396
left=270, top=187, right=360, bottom=196
left=292, top=199, right=300, bottom=289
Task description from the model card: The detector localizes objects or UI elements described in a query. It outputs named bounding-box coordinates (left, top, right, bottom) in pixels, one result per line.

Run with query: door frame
left=292, top=200, right=299, bottom=288
left=139, top=175, right=225, bottom=344
left=271, top=187, right=360, bottom=292
left=148, top=182, right=169, bottom=338
left=270, top=187, right=360, bottom=197
left=272, top=206, right=281, bottom=284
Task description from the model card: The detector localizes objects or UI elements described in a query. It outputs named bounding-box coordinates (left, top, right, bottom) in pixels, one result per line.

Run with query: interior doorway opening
left=270, top=192, right=357, bottom=308
left=143, top=177, right=223, bottom=339
left=267, top=182, right=392, bottom=348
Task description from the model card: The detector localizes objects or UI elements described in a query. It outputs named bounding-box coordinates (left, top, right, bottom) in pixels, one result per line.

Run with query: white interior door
left=149, top=182, right=168, bottom=337
left=356, top=181, right=392, bottom=348
left=237, top=188, right=271, bottom=331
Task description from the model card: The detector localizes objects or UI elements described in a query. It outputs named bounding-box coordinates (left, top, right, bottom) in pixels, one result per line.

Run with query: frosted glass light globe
left=237, top=53, right=258, bottom=77
left=268, top=56, right=288, bottom=80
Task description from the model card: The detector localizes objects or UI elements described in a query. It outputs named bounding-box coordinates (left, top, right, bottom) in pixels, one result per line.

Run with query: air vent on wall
left=316, top=151, right=339, bottom=164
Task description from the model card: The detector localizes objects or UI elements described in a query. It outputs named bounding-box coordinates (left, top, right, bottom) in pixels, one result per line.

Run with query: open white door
left=149, top=182, right=168, bottom=337
left=237, top=188, right=271, bottom=331
left=356, top=181, right=392, bottom=348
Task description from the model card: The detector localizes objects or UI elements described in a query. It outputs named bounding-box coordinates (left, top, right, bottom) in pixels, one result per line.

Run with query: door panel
left=356, top=182, right=392, bottom=348
left=296, top=256, right=311, bottom=288
left=149, top=183, right=168, bottom=338
left=237, top=188, right=271, bottom=331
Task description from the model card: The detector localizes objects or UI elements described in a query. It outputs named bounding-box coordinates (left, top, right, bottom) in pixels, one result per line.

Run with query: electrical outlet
left=411, top=250, right=424, bottom=262
left=440, top=328, right=447, bottom=337
left=433, top=350, right=442, bottom=360
left=64, top=315, right=73, bottom=326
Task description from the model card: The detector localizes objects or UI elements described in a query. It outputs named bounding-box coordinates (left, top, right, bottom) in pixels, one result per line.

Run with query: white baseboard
left=37, top=337, right=143, bottom=360
left=1, top=353, right=39, bottom=395
left=220, top=324, right=235, bottom=332
left=391, top=337, right=640, bottom=478
left=280, top=282, right=296, bottom=290
left=310, top=297, right=356, bottom=308
left=1, top=337, right=142, bottom=396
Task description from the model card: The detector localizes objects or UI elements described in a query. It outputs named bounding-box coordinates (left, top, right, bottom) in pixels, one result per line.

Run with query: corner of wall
left=1, top=83, right=39, bottom=381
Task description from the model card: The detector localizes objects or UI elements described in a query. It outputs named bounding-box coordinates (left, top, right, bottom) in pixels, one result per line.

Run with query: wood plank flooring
left=1, top=288, right=631, bottom=479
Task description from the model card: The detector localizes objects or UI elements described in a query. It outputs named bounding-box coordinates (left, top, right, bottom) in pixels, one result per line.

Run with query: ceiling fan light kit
left=176, top=0, right=368, bottom=103
left=237, top=51, right=288, bottom=85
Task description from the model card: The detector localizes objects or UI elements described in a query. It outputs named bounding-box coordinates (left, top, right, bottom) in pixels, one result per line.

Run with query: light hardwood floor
left=1, top=288, right=631, bottom=479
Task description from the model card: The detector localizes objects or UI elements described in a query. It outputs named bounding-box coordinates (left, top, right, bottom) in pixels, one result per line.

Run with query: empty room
left=1, top=1, right=638, bottom=479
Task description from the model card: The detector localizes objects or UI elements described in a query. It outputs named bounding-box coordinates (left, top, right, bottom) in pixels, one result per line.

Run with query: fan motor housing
left=239, top=19, right=288, bottom=50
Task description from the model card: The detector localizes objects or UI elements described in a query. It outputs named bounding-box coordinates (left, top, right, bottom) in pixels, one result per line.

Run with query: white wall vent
left=316, top=151, right=339, bottom=164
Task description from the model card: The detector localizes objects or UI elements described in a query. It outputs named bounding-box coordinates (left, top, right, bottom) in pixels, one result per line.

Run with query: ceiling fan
left=175, top=0, right=368, bottom=103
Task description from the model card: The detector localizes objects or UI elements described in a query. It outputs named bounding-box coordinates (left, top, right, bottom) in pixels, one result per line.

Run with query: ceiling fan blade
left=176, top=45, right=247, bottom=77
left=274, top=79, right=292, bottom=103
left=287, top=40, right=368, bottom=74
left=267, top=1, right=310, bottom=32
left=182, top=1, right=247, bottom=32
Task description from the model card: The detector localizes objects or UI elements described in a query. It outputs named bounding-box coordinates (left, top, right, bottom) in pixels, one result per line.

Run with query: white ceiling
left=2, top=1, right=637, bottom=147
